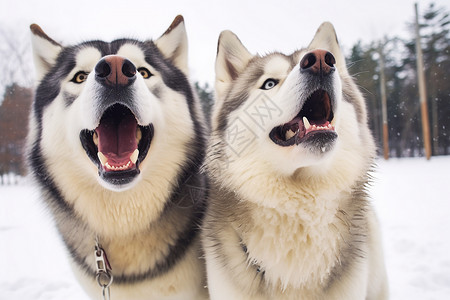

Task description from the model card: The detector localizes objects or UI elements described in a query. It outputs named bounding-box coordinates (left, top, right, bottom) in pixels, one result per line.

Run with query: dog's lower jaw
left=257, top=142, right=337, bottom=177
left=97, top=172, right=142, bottom=191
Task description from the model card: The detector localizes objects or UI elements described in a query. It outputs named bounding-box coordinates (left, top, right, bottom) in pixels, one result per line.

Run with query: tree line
left=346, top=2, right=449, bottom=157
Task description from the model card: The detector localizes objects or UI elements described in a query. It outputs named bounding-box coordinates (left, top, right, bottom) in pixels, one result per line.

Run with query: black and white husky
left=203, top=23, right=388, bottom=299
left=27, top=16, right=208, bottom=300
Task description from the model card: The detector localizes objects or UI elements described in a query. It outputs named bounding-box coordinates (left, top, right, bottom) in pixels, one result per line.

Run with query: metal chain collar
left=95, top=236, right=113, bottom=300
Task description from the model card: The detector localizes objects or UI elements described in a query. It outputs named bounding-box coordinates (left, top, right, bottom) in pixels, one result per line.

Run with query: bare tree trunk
left=378, top=41, right=389, bottom=160
left=415, top=3, right=432, bottom=160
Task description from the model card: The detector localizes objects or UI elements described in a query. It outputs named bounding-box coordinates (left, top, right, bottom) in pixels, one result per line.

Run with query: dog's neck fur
left=242, top=199, right=344, bottom=290
left=237, top=184, right=350, bottom=291
left=212, top=154, right=369, bottom=292
left=40, top=162, right=206, bottom=284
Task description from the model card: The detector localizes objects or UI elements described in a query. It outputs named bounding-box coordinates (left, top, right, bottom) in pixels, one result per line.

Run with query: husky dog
left=203, top=23, right=388, bottom=299
left=27, top=16, right=208, bottom=300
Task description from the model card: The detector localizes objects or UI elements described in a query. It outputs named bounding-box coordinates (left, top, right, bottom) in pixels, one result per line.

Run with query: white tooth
left=285, top=129, right=296, bottom=140
left=97, top=152, right=107, bottom=166
left=93, top=132, right=99, bottom=146
left=321, top=147, right=326, bottom=153
left=303, top=117, right=311, bottom=130
left=136, top=128, right=142, bottom=142
left=130, top=149, right=139, bottom=164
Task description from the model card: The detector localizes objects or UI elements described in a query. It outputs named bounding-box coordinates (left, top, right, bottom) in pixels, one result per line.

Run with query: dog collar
left=94, top=236, right=113, bottom=300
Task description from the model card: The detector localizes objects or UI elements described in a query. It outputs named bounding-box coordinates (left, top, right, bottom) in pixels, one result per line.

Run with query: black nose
left=95, top=55, right=136, bottom=87
left=300, top=50, right=336, bottom=76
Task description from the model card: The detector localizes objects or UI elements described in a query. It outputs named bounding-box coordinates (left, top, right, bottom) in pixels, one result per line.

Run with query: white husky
left=27, top=16, right=208, bottom=300
left=203, top=22, right=388, bottom=299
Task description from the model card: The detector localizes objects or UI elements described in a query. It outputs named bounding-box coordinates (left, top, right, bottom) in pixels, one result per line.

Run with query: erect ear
left=215, top=30, right=254, bottom=101
left=155, top=15, right=189, bottom=75
left=308, top=22, right=347, bottom=75
left=30, top=24, right=62, bottom=82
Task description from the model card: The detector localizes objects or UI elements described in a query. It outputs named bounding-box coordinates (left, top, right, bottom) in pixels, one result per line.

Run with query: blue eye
left=260, top=78, right=279, bottom=90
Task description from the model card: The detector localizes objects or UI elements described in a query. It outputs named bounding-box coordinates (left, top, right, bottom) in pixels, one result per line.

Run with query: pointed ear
left=30, top=24, right=62, bottom=81
left=215, top=30, right=254, bottom=100
left=308, top=22, right=347, bottom=75
left=154, top=15, right=189, bottom=74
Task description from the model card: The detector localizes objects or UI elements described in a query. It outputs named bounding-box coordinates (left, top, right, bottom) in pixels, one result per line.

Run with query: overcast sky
left=0, top=0, right=448, bottom=85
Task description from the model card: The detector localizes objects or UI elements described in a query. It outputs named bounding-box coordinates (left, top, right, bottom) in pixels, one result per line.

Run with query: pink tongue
left=95, top=113, right=137, bottom=165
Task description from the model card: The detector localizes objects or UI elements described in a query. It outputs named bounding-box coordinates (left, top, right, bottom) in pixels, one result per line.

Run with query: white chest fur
left=241, top=196, right=346, bottom=291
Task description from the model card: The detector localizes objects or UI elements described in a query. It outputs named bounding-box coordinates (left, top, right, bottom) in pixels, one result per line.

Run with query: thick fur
left=203, top=23, right=388, bottom=299
left=27, top=16, right=208, bottom=300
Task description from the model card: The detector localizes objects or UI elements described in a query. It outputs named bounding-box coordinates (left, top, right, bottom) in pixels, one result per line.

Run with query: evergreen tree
left=194, top=81, right=214, bottom=123
left=346, top=2, right=450, bottom=158
left=347, top=41, right=381, bottom=152
left=421, top=3, right=450, bottom=155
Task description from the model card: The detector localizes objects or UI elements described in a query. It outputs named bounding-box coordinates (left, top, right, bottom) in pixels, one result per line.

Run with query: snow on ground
left=0, top=180, right=87, bottom=300
left=371, top=156, right=450, bottom=300
left=0, top=156, right=449, bottom=300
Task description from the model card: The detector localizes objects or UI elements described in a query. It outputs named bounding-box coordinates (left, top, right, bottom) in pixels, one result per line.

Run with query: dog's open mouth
left=80, top=104, right=153, bottom=186
left=269, top=89, right=336, bottom=147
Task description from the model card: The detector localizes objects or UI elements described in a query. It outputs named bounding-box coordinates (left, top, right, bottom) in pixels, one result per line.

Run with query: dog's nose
left=300, top=50, right=336, bottom=76
left=95, top=55, right=136, bottom=87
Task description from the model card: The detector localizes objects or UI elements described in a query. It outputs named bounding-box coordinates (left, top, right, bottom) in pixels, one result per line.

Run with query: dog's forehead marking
left=264, top=55, right=292, bottom=77
left=75, top=47, right=102, bottom=70
left=117, top=44, right=146, bottom=65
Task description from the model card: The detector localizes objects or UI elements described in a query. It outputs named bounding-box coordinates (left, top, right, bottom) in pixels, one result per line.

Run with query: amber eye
left=71, top=71, right=89, bottom=84
left=137, top=67, right=152, bottom=79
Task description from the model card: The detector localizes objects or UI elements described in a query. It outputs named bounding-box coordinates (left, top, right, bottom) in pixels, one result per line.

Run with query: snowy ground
left=1, top=156, right=449, bottom=300
left=371, top=156, right=450, bottom=300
